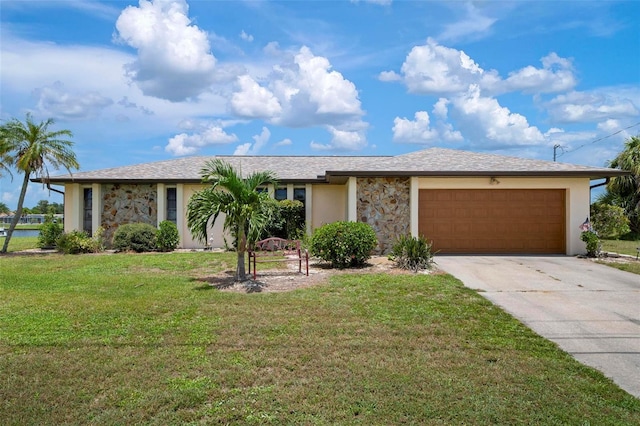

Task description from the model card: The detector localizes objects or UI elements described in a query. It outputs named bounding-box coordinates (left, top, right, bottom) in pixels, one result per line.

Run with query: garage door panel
left=419, top=189, right=565, bottom=254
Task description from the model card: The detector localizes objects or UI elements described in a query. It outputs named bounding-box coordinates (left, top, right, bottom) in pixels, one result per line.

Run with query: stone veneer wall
left=357, top=177, right=410, bottom=254
left=101, top=184, right=157, bottom=244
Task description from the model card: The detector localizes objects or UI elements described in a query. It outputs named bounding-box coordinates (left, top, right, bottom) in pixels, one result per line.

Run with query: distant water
left=0, top=229, right=40, bottom=238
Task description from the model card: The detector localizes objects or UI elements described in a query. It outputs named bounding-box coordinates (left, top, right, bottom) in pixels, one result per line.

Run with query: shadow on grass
left=191, top=271, right=269, bottom=293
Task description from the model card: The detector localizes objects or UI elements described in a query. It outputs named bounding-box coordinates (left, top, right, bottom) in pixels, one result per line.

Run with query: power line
left=554, top=121, right=640, bottom=160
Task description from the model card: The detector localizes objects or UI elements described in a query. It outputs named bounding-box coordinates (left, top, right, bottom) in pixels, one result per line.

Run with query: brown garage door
left=419, top=189, right=565, bottom=254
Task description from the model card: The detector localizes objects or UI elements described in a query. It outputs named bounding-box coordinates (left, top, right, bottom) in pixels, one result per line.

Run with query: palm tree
left=1, top=114, right=79, bottom=253
left=0, top=129, right=14, bottom=179
left=601, top=135, right=640, bottom=235
left=187, top=159, right=278, bottom=281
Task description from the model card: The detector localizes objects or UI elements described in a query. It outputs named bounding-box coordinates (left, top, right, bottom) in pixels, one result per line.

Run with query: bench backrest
left=253, top=237, right=301, bottom=254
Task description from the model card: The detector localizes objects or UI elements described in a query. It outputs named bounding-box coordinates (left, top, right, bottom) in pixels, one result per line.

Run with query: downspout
left=46, top=182, right=65, bottom=196
left=589, top=178, right=609, bottom=190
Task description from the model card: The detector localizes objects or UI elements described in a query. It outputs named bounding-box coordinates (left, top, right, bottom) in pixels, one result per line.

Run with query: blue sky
left=1, top=0, right=639, bottom=210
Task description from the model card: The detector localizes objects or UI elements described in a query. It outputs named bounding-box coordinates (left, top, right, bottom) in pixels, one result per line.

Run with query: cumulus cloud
left=350, top=0, right=392, bottom=5
left=310, top=126, right=367, bottom=151
left=381, top=39, right=575, bottom=97
left=545, top=90, right=639, bottom=123
left=32, top=81, right=113, bottom=119
left=451, top=85, right=545, bottom=147
left=233, top=127, right=270, bottom=155
left=392, top=110, right=463, bottom=144
left=166, top=124, right=238, bottom=156
left=382, top=38, right=500, bottom=95
left=275, top=138, right=292, bottom=146
left=240, top=30, right=254, bottom=42
left=503, top=53, right=576, bottom=94
left=114, top=0, right=216, bottom=101
left=228, top=45, right=367, bottom=150
left=230, top=75, right=282, bottom=118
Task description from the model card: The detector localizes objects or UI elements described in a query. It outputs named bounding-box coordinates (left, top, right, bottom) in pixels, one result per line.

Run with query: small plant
left=56, top=230, right=102, bottom=254
left=156, top=220, right=179, bottom=252
left=37, top=215, right=63, bottom=249
left=309, top=221, right=377, bottom=268
left=390, top=234, right=434, bottom=272
left=580, top=231, right=601, bottom=257
left=113, top=223, right=158, bottom=252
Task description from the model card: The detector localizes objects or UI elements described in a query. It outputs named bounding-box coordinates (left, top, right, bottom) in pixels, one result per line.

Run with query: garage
left=418, top=189, right=566, bottom=254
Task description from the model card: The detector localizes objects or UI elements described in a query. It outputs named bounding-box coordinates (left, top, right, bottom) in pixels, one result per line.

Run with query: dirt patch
left=196, top=256, right=441, bottom=294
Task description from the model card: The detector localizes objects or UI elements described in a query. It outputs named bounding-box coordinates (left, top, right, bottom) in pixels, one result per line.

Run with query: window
left=83, top=187, right=92, bottom=234
left=166, top=187, right=177, bottom=224
left=275, top=188, right=287, bottom=201
left=293, top=187, right=306, bottom=207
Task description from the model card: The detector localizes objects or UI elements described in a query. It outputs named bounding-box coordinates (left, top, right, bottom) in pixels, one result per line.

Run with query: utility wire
left=555, top=121, right=640, bottom=159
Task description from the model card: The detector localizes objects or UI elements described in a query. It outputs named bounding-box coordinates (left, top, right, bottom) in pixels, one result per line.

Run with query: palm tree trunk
left=236, top=223, right=247, bottom=281
left=1, top=172, right=30, bottom=253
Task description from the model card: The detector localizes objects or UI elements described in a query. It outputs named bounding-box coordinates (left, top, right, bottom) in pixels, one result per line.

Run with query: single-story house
left=38, top=147, right=627, bottom=255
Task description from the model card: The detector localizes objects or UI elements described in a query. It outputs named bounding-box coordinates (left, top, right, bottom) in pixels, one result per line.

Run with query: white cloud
left=275, top=138, right=292, bottom=146
left=230, top=46, right=364, bottom=127
left=392, top=110, right=463, bottom=144
left=233, top=127, right=270, bottom=155
left=503, top=53, right=576, bottom=94
left=32, top=81, right=113, bottom=119
left=384, top=38, right=500, bottom=95
left=310, top=126, right=367, bottom=151
left=230, top=75, right=282, bottom=118
left=166, top=124, right=238, bottom=156
left=377, top=70, right=401, bottom=82
left=451, top=85, right=545, bottom=147
left=439, top=2, right=497, bottom=42
left=114, top=0, right=217, bottom=101
left=545, top=90, right=639, bottom=123
left=240, top=30, right=254, bottom=42
left=350, top=0, right=392, bottom=6
left=382, top=39, right=576, bottom=97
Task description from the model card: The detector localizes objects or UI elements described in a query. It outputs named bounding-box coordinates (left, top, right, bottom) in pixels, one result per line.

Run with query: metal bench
left=248, top=237, right=309, bottom=280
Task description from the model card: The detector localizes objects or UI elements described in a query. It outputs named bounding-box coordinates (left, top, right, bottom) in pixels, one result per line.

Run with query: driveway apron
left=436, top=255, right=640, bottom=398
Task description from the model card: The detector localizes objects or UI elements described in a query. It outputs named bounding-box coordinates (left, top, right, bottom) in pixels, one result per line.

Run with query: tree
left=0, top=114, right=79, bottom=253
left=599, top=136, right=640, bottom=237
left=0, top=202, right=9, bottom=215
left=187, top=159, right=277, bottom=281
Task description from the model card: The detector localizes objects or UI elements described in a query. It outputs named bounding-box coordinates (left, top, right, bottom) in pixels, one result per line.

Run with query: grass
left=601, top=239, right=640, bottom=257
left=599, top=239, right=640, bottom=275
left=1, top=252, right=638, bottom=425
left=0, top=236, right=39, bottom=252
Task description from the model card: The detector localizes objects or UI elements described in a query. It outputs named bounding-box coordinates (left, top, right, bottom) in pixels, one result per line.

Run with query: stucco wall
left=357, top=177, right=410, bottom=254
left=181, top=184, right=229, bottom=249
left=311, top=184, right=347, bottom=230
left=416, top=177, right=591, bottom=255
left=100, top=184, right=157, bottom=244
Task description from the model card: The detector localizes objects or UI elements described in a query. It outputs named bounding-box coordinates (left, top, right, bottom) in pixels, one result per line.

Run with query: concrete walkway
left=436, top=255, right=640, bottom=398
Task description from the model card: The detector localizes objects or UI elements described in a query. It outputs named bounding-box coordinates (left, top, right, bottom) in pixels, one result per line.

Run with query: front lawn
left=601, top=239, right=640, bottom=257
left=0, top=252, right=638, bottom=424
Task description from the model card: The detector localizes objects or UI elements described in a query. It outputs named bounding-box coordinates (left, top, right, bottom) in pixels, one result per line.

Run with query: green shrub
left=37, top=217, right=63, bottom=249
left=156, top=220, right=179, bottom=252
left=56, top=230, right=101, bottom=254
left=260, top=199, right=305, bottom=240
left=310, top=221, right=377, bottom=268
left=113, top=223, right=158, bottom=252
left=580, top=231, right=601, bottom=257
left=390, top=234, right=434, bottom=272
left=590, top=203, right=630, bottom=239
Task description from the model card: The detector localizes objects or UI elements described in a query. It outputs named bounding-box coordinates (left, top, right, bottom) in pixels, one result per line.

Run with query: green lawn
left=0, top=252, right=638, bottom=424
left=601, top=239, right=640, bottom=257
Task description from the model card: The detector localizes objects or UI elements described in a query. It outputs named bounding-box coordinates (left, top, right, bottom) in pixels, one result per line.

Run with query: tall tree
left=0, top=202, right=9, bottom=215
left=600, top=136, right=640, bottom=236
left=1, top=132, right=14, bottom=179
left=187, top=159, right=277, bottom=281
left=0, top=114, right=79, bottom=253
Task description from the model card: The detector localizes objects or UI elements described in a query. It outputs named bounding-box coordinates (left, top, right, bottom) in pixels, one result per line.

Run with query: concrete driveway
left=435, top=255, right=640, bottom=398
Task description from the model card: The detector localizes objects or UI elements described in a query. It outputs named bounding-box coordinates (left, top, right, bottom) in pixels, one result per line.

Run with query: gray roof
left=42, top=148, right=626, bottom=184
